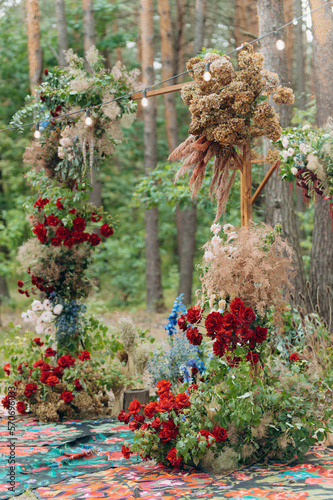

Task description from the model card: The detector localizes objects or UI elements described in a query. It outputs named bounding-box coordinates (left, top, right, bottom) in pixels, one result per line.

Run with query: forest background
left=0, top=0, right=332, bottom=334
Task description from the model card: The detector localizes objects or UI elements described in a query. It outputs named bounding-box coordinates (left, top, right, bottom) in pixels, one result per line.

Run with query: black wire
left=1, top=0, right=332, bottom=134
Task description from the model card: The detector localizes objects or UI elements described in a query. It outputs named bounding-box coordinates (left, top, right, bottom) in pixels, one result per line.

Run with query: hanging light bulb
left=293, top=19, right=298, bottom=26
left=203, top=62, right=211, bottom=82
left=274, top=30, right=285, bottom=51
left=141, top=89, right=149, bottom=107
left=85, top=109, right=93, bottom=126
left=34, top=122, right=41, bottom=139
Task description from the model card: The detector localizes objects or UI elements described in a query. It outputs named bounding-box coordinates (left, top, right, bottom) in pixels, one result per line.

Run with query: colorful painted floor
left=0, top=414, right=333, bottom=499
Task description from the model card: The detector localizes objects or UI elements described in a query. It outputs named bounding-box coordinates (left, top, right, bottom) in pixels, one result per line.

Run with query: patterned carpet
left=0, top=413, right=332, bottom=499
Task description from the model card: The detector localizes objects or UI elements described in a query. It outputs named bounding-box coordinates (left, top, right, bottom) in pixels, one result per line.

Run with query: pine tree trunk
left=308, top=0, right=333, bottom=328
left=257, top=0, right=307, bottom=306
left=175, top=0, right=186, bottom=77
left=293, top=0, right=306, bottom=109
left=26, top=0, right=42, bottom=95
left=140, top=0, right=164, bottom=311
left=194, top=0, right=206, bottom=54
left=283, top=0, right=294, bottom=82
left=234, top=0, right=258, bottom=45
left=55, top=0, right=69, bottom=66
left=82, top=0, right=95, bottom=71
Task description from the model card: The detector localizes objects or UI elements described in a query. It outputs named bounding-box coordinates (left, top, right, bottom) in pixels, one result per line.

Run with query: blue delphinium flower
left=49, top=292, right=86, bottom=346
left=164, top=294, right=187, bottom=336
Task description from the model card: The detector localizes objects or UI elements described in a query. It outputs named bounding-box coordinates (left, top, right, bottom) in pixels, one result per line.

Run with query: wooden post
left=240, top=139, right=252, bottom=227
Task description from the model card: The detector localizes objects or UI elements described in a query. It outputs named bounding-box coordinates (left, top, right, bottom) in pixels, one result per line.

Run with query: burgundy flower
left=212, top=425, right=227, bottom=442
left=253, top=325, right=267, bottom=344
left=60, top=390, right=74, bottom=403
left=186, top=326, right=202, bottom=346
left=17, top=402, right=27, bottom=415
left=17, top=280, right=24, bottom=288
left=45, top=214, right=60, bottom=227
left=44, top=68, right=48, bottom=76
left=100, top=223, right=114, bottom=238
left=205, top=311, right=223, bottom=338
left=51, top=236, right=62, bottom=246
left=89, top=234, right=102, bottom=246
left=186, top=306, right=203, bottom=324
left=246, top=351, right=259, bottom=365
left=72, top=216, right=86, bottom=232
left=166, top=447, right=182, bottom=466
left=177, top=314, right=187, bottom=331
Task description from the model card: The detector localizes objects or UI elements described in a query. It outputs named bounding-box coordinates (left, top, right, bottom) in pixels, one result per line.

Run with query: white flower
left=282, top=150, right=289, bottom=159
left=43, top=299, right=52, bottom=311
left=59, top=137, right=71, bottom=147
left=302, top=124, right=311, bottom=130
left=40, top=311, right=53, bottom=323
left=211, top=235, right=222, bottom=248
left=21, top=310, right=37, bottom=322
left=218, top=299, right=226, bottom=310
left=291, top=167, right=298, bottom=175
left=53, top=304, right=63, bottom=315
left=299, top=143, right=308, bottom=154
left=44, top=326, right=55, bottom=335
left=287, top=147, right=295, bottom=156
left=223, top=223, right=234, bottom=234
left=204, top=250, right=214, bottom=262
left=58, top=147, right=65, bottom=159
left=282, top=138, right=289, bottom=148
left=210, top=223, right=221, bottom=235
left=35, top=323, right=45, bottom=334
left=31, top=300, right=43, bottom=312
left=227, top=231, right=238, bottom=242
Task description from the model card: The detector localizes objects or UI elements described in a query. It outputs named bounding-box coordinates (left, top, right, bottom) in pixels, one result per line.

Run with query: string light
left=85, top=109, right=93, bottom=126
left=34, top=122, right=41, bottom=139
left=203, top=62, right=211, bottom=81
left=0, top=1, right=329, bottom=135
left=274, top=31, right=285, bottom=50
left=141, top=89, right=149, bottom=107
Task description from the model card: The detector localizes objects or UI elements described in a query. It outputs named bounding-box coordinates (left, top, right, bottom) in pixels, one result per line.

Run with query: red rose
left=118, top=410, right=130, bottom=424
left=18, top=289, right=24, bottom=294
left=144, top=402, right=158, bottom=419
left=121, top=445, right=132, bottom=459
left=17, top=401, right=27, bottom=415
left=52, top=367, right=63, bottom=378
left=229, top=298, right=246, bottom=316
left=46, top=375, right=59, bottom=386
left=69, top=208, right=78, bottom=215
left=55, top=198, right=63, bottom=209
left=40, top=371, right=52, bottom=383
left=205, top=311, right=223, bottom=338
left=91, top=212, right=101, bottom=222
left=166, top=447, right=182, bottom=467
left=45, top=348, right=57, bottom=357
left=175, top=392, right=190, bottom=409
left=1, top=395, right=10, bottom=409
left=151, top=417, right=161, bottom=430
left=33, top=338, right=44, bottom=347
left=177, top=314, right=187, bottom=331
left=129, top=415, right=145, bottom=431
left=188, top=384, right=199, bottom=393
left=212, top=425, right=227, bottom=442
left=89, top=234, right=102, bottom=246
left=4, top=364, right=11, bottom=376
left=50, top=236, right=62, bottom=246
left=33, top=360, right=44, bottom=369
left=140, top=423, right=150, bottom=431
left=192, top=366, right=199, bottom=376
left=57, top=355, right=75, bottom=368
left=158, top=419, right=179, bottom=443
left=45, top=214, right=60, bottom=227
left=25, top=291, right=30, bottom=297
left=17, top=362, right=28, bottom=374
left=78, top=350, right=90, bottom=361
left=238, top=307, right=256, bottom=324
left=63, top=238, right=74, bottom=248
left=227, top=356, right=242, bottom=367
left=100, top=223, right=114, bottom=238
left=128, top=399, right=143, bottom=415
left=60, top=390, right=74, bottom=403
left=290, top=352, right=301, bottom=362
left=212, top=339, right=226, bottom=358
left=72, top=378, right=82, bottom=391
left=41, top=362, right=51, bottom=371
left=72, top=216, right=86, bottom=232
left=33, top=223, right=47, bottom=244
left=17, top=280, right=24, bottom=288
left=157, top=393, right=176, bottom=413
left=34, top=197, right=49, bottom=210
left=56, top=226, right=70, bottom=240
left=221, top=312, right=235, bottom=330
left=198, top=429, right=215, bottom=446
left=253, top=326, right=267, bottom=344
left=186, top=306, right=203, bottom=324
left=24, top=383, right=38, bottom=399
left=155, top=379, right=172, bottom=395
left=186, top=326, right=202, bottom=346
left=246, top=351, right=259, bottom=365
left=44, top=68, right=48, bottom=76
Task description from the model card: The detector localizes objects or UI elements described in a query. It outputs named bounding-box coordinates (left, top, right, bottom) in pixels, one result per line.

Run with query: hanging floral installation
left=169, top=46, right=294, bottom=220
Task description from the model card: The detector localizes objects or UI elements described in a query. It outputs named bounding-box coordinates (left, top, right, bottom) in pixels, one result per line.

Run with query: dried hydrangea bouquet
left=169, top=46, right=294, bottom=219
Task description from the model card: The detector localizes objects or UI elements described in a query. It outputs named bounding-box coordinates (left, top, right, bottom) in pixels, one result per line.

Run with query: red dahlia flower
left=45, top=348, right=57, bottom=357
left=212, top=425, right=227, bottom=442
left=56, top=226, right=70, bottom=239
left=60, top=390, right=74, bottom=404
left=34, top=197, right=49, bottom=210
left=89, top=234, right=102, bottom=246
left=151, top=417, right=161, bottom=430
left=205, top=311, right=223, bottom=338
left=1, top=395, right=10, bottom=409
left=17, top=401, right=27, bottom=415
left=100, top=223, right=114, bottom=237
left=78, top=350, right=90, bottom=361
left=45, top=214, right=60, bottom=227
left=155, top=379, right=172, bottom=395
left=188, top=384, right=199, bottom=393
left=166, top=447, right=182, bottom=467
left=72, top=216, right=86, bottom=232
left=186, top=306, right=203, bottom=324
left=24, top=383, right=38, bottom=399
left=186, top=326, right=202, bottom=346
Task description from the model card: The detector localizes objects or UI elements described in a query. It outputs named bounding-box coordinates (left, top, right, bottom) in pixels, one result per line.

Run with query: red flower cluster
left=57, top=354, right=75, bottom=368
left=78, top=350, right=90, bottom=361
left=290, top=352, right=301, bottom=362
left=60, top=390, right=74, bottom=403
left=183, top=298, right=267, bottom=367
left=17, top=402, right=27, bottom=415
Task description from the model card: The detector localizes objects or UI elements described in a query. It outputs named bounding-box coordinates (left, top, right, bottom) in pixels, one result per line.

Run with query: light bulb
left=85, top=109, right=93, bottom=126
left=141, top=89, right=148, bottom=107
left=34, top=123, right=41, bottom=139
left=276, top=39, right=285, bottom=50
left=293, top=19, right=298, bottom=25
left=203, top=62, right=211, bottom=81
